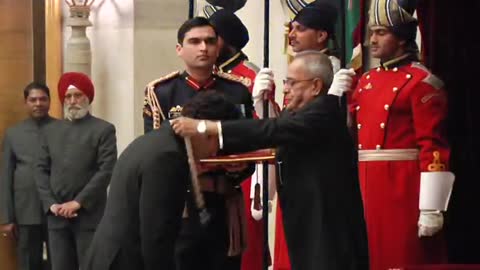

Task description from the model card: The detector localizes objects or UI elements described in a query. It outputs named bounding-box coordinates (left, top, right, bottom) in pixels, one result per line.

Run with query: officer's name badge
left=168, top=105, right=183, bottom=119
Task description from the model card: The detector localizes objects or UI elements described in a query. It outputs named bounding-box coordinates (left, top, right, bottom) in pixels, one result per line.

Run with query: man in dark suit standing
left=84, top=91, right=243, bottom=270
left=0, top=82, right=56, bottom=270
left=35, top=72, right=117, bottom=270
left=172, top=51, right=369, bottom=270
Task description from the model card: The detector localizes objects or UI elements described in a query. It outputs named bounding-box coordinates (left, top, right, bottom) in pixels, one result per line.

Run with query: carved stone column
left=64, top=1, right=94, bottom=76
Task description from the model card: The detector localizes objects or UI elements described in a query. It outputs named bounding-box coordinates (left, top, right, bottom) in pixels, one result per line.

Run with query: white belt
left=358, top=149, right=419, bottom=162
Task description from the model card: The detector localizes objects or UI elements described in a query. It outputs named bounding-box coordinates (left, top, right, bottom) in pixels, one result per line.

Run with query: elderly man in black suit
left=171, top=51, right=369, bottom=270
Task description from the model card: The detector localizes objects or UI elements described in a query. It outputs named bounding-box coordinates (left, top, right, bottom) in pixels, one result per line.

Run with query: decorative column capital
left=64, top=0, right=95, bottom=77
left=65, top=0, right=94, bottom=27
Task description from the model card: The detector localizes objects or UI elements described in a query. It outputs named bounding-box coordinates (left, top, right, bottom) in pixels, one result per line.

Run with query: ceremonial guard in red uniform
left=350, top=1, right=455, bottom=269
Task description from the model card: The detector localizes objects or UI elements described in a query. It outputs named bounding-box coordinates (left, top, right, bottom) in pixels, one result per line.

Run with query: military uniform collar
left=181, top=71, right=216, bottom=91
left=380, top=53, right=418, bottom=70
left=217, top=51, right=248, bottom=73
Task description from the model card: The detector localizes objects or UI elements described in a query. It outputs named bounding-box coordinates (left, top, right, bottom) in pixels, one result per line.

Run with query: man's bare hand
left=0, top=223, right=17, bottom=240
left=58, top=201, right=81, bottom=218
left=50, top=203, right=62, bottom=216
left=171, top=117, right=200, bottom=137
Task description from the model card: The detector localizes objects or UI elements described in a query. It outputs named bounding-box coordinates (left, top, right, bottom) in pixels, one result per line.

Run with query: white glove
left=252, top=68, right=274, bottom=100
left=329, top=56, right=341, bottom=74
left=418, top=210, right=444, bottom=237
left=327, top=68, right=356, bottom=97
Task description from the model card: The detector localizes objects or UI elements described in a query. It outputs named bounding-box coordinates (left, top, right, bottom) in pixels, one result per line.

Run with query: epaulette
left=411, top=62, right=444, bottom=90
left=243, top=60, right=260, bottom=73
left=143, top=71, right=180, bottom=130
left=145, top=71, right=181, bottom=89
left=217, top=71, right=252, bottom=88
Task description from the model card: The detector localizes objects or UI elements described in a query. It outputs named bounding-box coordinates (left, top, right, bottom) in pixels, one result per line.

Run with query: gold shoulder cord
left=427, top=151, right=446, bottom=172
left=145, top=85, right=166, bottom=129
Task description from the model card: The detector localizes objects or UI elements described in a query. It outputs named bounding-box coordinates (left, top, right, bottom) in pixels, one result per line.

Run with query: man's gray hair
left=294, top=50, right=334, bottom=91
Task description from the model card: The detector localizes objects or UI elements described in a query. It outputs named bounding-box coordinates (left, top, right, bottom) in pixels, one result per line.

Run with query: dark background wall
left=418, top=0, right=480, bottom=264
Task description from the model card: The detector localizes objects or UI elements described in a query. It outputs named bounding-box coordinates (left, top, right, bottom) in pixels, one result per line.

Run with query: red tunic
left=350, top=58, right=450, bottom=270
left=219, top=52, right=271, bottom=270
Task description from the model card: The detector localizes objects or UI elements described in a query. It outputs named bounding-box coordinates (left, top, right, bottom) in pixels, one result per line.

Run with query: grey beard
left=64, top=105, right=90, bottom=121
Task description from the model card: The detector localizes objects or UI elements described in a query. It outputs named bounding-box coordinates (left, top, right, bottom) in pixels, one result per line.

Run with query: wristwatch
left=197, top=120, right=207, bottom=134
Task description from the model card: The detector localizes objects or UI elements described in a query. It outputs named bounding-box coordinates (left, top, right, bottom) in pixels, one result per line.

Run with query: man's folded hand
left=58, top=201, right=81, bottom=218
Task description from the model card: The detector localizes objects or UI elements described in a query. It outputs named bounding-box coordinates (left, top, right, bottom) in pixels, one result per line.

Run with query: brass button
left=376, top=144, right=381, bottom=150
left=356, top=105, right=360, bottom=111
left=366, top=74, right=370, bottom=79
left=357, top=124, right=362, bottom=129
left=359, top=88, right=363, bottom=93
left=376, top=67, right=381, bottom=72
left=358, top=144, right=362, bottom=149
left=393, top=87, right=398, bottom=92
left=380, top=122, right=385, bottom=129
left=384, top=104, right=389, bottom=110
left=406, top=74, right=412, bottom=79
left=393, top=67, right=398, bottom=72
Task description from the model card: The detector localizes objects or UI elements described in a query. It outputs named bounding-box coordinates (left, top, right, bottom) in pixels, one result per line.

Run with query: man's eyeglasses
left=282, top=78, right=318, bottom=87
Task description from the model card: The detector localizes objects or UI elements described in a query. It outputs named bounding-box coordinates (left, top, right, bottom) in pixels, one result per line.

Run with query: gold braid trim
left=217, top=71, right=251, bottom=88
left=144, top=71, right=180, bottom=129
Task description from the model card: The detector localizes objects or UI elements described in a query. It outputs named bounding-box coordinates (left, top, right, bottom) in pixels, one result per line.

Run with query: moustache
left=67, top=105, right=83, bottom=110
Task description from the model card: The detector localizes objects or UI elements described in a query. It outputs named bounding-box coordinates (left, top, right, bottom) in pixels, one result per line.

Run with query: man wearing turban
left=350, top=0, right=454, bottom=269
left=34, top=72, right=118, bottom=270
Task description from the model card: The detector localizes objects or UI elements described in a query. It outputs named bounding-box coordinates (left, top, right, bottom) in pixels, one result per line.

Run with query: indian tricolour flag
left=345, top=0, right=365, bottom=71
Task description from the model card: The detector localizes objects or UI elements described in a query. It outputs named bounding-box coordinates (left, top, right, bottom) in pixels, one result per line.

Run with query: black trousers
left=16, top=224, right=50, bottom=270
left=48, top=227, right=94, bottom=270
left=175, top=192, right=241, bottom=270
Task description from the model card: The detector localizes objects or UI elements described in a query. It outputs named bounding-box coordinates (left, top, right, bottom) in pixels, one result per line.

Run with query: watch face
left=197, top=121, right=207, bottom=133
